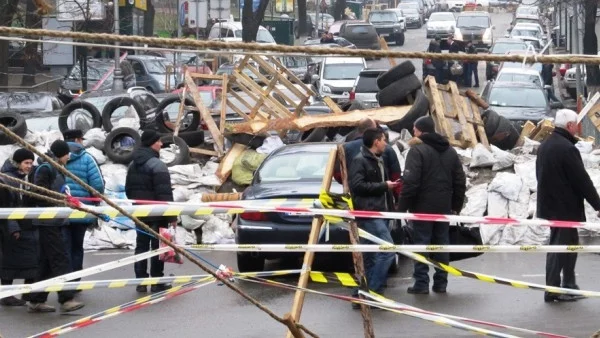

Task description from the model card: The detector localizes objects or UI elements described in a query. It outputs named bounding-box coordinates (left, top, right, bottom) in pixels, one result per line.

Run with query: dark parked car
left=485, top=38, right=528, bottom=80
left=480, top=81, right=562, bottom=131
left=303, top=37, right=357, bottom=49
left=338, top=22, right=381, bottom=51
left=127, top=55, right=177, bottom=93
left=368, top=10, right=405, bottom=46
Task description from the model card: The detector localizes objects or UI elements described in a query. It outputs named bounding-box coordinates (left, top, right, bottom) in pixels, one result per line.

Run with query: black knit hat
left=50, top=140, right=70, bottom=158
left=141, top=129, right=161, bottom=147
left=414, top=116, right=435, bottom=134
left=12, top=148, right=34, bottom=163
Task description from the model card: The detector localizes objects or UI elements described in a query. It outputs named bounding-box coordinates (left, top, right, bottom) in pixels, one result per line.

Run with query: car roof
left=359, top=68, right=388, bottom=74
left=494, top=38, right=528, bottom=44
left=497, top=67, right=540, bottom=76
left=457, top=11, right=490, bottom=16
left=271, top=142, right=337, bottom=157
left=343, top=21, right=373, bottom=26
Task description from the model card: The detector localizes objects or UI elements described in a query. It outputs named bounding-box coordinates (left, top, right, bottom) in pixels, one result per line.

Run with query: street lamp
left=110, top=0, right=124, bottom=91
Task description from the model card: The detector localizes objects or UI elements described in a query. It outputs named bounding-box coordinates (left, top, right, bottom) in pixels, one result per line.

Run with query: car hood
left=244, top=182, right=324, bottom=200
left=371, top=22, right=400, bottom=27
left=490, top=106, right=549, bottom=120
left=61, top=78, right=100, bottom=90
left=428, top=21, right=454, bottom=28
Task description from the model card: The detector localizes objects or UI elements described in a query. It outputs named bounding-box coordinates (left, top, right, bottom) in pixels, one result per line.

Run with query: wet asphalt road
left=4, top=11, right=598, bottom=338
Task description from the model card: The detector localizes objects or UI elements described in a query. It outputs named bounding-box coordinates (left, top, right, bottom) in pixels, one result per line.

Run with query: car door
left=131, top=60, right=150, bottom=89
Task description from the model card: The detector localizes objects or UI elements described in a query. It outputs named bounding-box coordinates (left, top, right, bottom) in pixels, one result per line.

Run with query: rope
left=1, top=26, right=600, bottom=64
left=0, top=125, right=317, bottom=338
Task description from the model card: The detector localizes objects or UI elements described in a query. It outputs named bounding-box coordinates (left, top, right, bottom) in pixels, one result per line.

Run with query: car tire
left=176, top=130, right=205, bottom=147
left=301, top=127, right=327, bottom=142
left=160, top=135, right=190, bottom=166
left=58, top=100, right=102, bottom=134
left=154, top=95, right=200, bottom=134
left=237, top=253, right=265, bottom=272
left=104, top=127, right=141, bottom=164
left=490, top=116, right=521, bottom=150
left=101, top=96, right=147, bottom=132
left=396, top=33, right=405, bottom=46
left=377, top=74, right=422, bottom=107
left=388, top=90, right=430, bottom=133
left=481, top=109, right=502, bottom=136
left=0, top=112, right=27, bottom=145
left=377, top=61, right=416, bottom=90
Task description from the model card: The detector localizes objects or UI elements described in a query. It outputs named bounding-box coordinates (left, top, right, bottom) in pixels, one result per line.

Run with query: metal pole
left=573, top=1, right=583, bottom=98
left=112, top=0, right=124, bottom=91
left=196, top=0, right=200, bottom=40
left=315, top=1, right=319, bottom=38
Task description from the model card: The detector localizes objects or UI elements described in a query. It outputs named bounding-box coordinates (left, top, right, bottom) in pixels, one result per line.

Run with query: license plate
left=285, top=212, right=309, bottom=216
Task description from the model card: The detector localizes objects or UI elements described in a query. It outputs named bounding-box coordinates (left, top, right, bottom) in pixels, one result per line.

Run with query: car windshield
left=488, top=87, right=546, bottom=108
left=515, top=18, right=539, bottom=25
left=517, top=7, right=537, bottom=15
left=511, top=29, right=539, bottom=37
left=348, top=25, right=374, bottom=34
left=144, top=59, right=171, bottom=74
left=456, top=16, right=489, bottom=28
left=429, top=13, right=455, bottom=22
left=68, top=63, right=112, bottom=81
left=323, top=63, right=364, bottom=80
left=369, top=12, right=397, bottom=22
left=496, top=73, right=541, bottom=86
left=491, top=42, right=528, bottom=54
left=502, top=61, right=542, bottom=72
left=256, top=152, right=332, bottom=183
left=403, top=8, right=418, bottom=14
left=280, top=56, right=308, bottom=68
left=355, top=73, right=380, bottom=93
left=235, top=29, right=275, bottom=43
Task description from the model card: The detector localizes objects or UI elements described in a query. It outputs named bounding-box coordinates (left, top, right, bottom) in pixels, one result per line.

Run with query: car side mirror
left=550, top=101, right=564, bottom=109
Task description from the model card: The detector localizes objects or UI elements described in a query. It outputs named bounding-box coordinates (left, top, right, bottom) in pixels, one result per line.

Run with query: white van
left=208, top=21, right=276, bottom=45
left=312, top=57, right=367, bottom=102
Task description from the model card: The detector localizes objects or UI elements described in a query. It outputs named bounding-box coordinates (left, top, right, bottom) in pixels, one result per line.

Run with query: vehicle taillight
left=240, top=212, right=268, bottom=221
left=492, top=66, right=498, bottom=72
left=349, top=90, right=355, bottom=101
left=424, top=59, right=432, bottom=65
left=200, top=121, right=208, bottom=130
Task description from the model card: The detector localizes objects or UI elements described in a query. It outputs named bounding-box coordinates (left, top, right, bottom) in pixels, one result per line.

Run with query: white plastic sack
left=488, top=172, right=522, bottom=202
left=514, top=159, right=537, bottom=193
left=83, top=224, right=135, bottom=250
left=575, top=141, right=593, bottom=154
left=39, top=130, right=63, bottom=148
left=100, top=163, right=128, bottom=192
left=169, top=164, right=221, bottom=188
left=257, top=136, right=284, bottom=155
left=582, top=150, right=600, bottom=169
left=480, top=191, right=509, bottom=245
left=455, top=147, right=472, bottom=166
left=0, top=144, right=20, bottom=166
left=115, top=106, right=141, bottom=130
left=400, top=128, right=413, bottom=142
left=173, top=186, right=192, bottom=202
left=508, top=183, right=530, bottom=218
left=86, top=147, right=106, bottom=165
left=24, top=131, right=43, bottom=146
left=511, top=137, right=540, bottom=156
left=201, top=216, right=235, bottom=244
left=470, top=144, right=495, bottom=168
left=491, top=145, right=515, bottom=171
left=83, top=128, right=106, bottom=150
left=460, top=183, right=488, bottom=217
left=181, top=215, right=206, bottom=231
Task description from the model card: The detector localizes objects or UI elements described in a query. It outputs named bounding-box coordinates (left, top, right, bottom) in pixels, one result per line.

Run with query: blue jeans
left=411, top=221, right=450, bottom=289
left=63, top=223, right=89, bottom=280
left=357, top=218, right=395, bottom=294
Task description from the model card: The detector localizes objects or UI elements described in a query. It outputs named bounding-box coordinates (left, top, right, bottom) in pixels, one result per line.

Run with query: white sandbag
left=0, top=144, right=20, bottom=165
left=173, top=186, right=192, bottom=202
left=86, top=147, right=106, bottom=165
left=100, top=163, right=128, bottom=192
left=511, top=137, right=540, bottom=156
left=527, top=192, right=537, bottom=218
left=575, top=141, right=593, bottom=154
left=491, top=145, right=515, bottom=171
left=159, top=148, right=177, bottom=164
left=24, top=131, right=43, bottom=146
left=460, top=183, right=488, bottom=216
left=514, top=159, right=537, bottom=193
left=83, top=224, right=135, bottom=250
left=39, top=130, right=63, bottom=148
left=470, top=144, right=495, bottom=168
left=455, top=147, right=472, bottom=166
left=181, top=215, right=206, bottom=231
left=101, top=190, right=136, bottom=230
left=115, top=106, right=141, bottom=130
left=82, top=128, right=106, bottom=150
left=201, top=216, right=235, bottom=244
left=480, top=191, right=509, bottom=245
left=488, top=172, right=522, bottom=201
left=508, top=183, right=530, bottom=218
left=257, top=136, right=284, bottom=154
left=169, top=164, right=221, bottom=188
left=400, top=128, right=413, bottom=142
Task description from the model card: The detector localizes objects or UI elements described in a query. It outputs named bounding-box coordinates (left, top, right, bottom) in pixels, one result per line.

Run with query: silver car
left=350, top=68, right=387, bottom=108
left=426, top=12, right=456, bottom=38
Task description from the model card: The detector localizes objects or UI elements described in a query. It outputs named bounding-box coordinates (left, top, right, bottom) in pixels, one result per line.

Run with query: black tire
left=490, top=117, right=520, bottom=150
left=224, top=133, right=266, bottom=149
left=0, top=112, right=26, bottom=145
left=396, top=33, right=405, bottom=46
left=377, top=74, right=422, bottom=107
left=377, top=61, right=416, bottom=89
left=154, top=95, right=200, bottom=134
left=160, top=135, right=190, bottom=167
left=301, top=128, right=327, bottom=142
left=387, top=90, right=430, bottom=133
left=101, top=96, right=147, bottom=132
left=481, top=109, right=502, bottom=136
left=58, top=100, right=102, bottom=134
left=176, top=130, right=205, bottom=147
left=237, top=253, right=265, bottom=272
left=104, top=127, right=141, bottom=164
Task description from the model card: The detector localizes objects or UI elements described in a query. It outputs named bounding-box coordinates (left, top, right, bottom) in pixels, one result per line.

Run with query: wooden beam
left=185, top=72, right=224, bottom=156
left=324, top=96, right=344, bottom=114
left=173, top=85, right=188, bottom=137
left=233, top=70, right=294, bottom=120
left=425, top=76, right=455, bottom=141
left=470, top=100, right=490, bottom=148
left=286, top=148, right=336, bottom=338
left=227, top=105, right=412, bottom=134
left=220, top=75, right=228, bottom=137
left=250, top=55, right=308, bottom=101
left=449, top=82, right=475, bottom=146
left=266, top=56, right=317, bottom=97
left=379, top=36, right=397, bottom=67
left=216, top=143, right=247, bottom=182
left=189, top=73, right=227, bottom=81
left=189, top=147, right=219, bottom=156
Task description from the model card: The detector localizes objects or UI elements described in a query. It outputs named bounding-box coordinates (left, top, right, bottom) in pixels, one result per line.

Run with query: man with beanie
left=398, top=116, right=466, bottom=294
left=349, top=128, right=400, bottom=306
left=28, top=140, right=84, bottom=313
left=0, top=149, right=38, bottom=307
left=537, top=109, right=600, bottom=302
left=63, top=129, right=104, bottom=280
left=126, top=130, right=175, bottom=293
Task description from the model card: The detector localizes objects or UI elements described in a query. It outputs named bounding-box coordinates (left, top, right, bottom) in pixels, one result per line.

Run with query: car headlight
left=394, top=27, right=400, bottom=32
left=454, top=30, right=463, bottom=40
left=321, top=85, right=331, bottom=93
left=483, top=29, right=492, bottom=43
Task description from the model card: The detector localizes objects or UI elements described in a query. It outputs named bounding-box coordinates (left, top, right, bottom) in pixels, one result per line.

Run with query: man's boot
left=27, top=302, right=56, bottom=313
left=60, top=300, right=85, bottom=312
left=0, top=296, right=26, bottom=306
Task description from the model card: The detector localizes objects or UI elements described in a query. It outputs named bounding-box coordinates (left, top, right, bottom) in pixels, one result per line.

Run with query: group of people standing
left=428, top=36, right=479, bottom=87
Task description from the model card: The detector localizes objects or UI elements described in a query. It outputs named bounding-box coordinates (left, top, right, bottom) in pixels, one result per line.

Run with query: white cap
left=554, top=109, right=578, bottom=128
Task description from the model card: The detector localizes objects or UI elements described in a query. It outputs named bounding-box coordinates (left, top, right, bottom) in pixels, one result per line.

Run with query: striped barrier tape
left=2, top=202, right=600, bottom=230
left=184, top=243, right=600, bottom=253
left=0, top=248, right=169, bottom=299
left=359, top=291, right=571, bottom=338
left=0, top=269, right=302, bottom=293
left=309, top=272, right=358, bottom=287
left=29, top=278, right=215, bottom=338
left=352, top=225, right=600, bottom=298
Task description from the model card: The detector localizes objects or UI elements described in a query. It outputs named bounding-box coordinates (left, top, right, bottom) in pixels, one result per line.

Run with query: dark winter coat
left=31, top=160, right=68, bottom=227
left=449, top=41, right=462, bottom=53
left=65, top=142, right=105, bottom=224
left=349, top=146, right=394, bottom=212
left=536, top=128, right=600, bottom=221
left=125, top=147, right=175, bottom=223
left=541, top=64, right=554, bottom=86
left=398, top=133, right=466, bottom=214
left=466, top=45, right=477, bottom=65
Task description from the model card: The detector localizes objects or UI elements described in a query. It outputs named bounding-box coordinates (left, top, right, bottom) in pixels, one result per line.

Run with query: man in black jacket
left=126, top=130, right=176, bottom=293
left=349, top=128, right=400, bottom=299
left=398, top=116, right=466, bottom=294
left=536, top=109, right=600, bottom=302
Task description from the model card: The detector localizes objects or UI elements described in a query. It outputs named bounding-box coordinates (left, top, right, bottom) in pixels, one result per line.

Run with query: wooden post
left=220, top=75, right=228, bottom=138
left=338, top=145, right=375, bottom=338
left=286, top=148, right=337, bottom=338
left=379, top=37, right=396, bottom=67
left=283, top=313, right=306, bottom=338
left=173, top=69, right=188, bottom=137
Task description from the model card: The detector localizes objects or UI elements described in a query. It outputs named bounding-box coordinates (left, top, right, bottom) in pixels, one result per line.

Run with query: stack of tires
left=480, top=109, right=521, bottom=150
left=376, top=61, right=431, bottom=133
left=55, top=94, right=203, bottom=167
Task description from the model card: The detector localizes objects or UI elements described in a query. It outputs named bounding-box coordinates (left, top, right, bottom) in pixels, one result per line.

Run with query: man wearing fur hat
left=125, top=130, right=175, bottom=293
left=398, top=116, right=466, bottom=294
left=0, top=149, right=37, bottom=307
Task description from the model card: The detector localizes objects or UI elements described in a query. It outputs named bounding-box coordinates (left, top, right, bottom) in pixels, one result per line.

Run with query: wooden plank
left=232, top=72, right=290, bottom=120
left=324, top=96, right=344, bottom=114
left=219, top=75, right=228, bottom=136
left=228, top=105, right=412, bottom=134
left=189, top=148, right=219, bottom=156
left=250, top=55, right=308, bottom=101
left=185, top=72, right=224, bottom=156
left=426, top=76, right=455, bottom=141
left=173, top=85, right=188, bottom=137
left=441, top=91, right=457, bottom=119
left=248, top=74, right=282, bottom=118
left=189, top=73, right=226, bottom=81
left=229, top=76, right=280, bottom=118
left=233, top=70, right=295, bottom=120
left=470, top=100, right=490, bottom=148
left=520, top=121, right=536, bottom=138
left=286, top=148, right=336, bottom=338
left=266, top=56, right=317, bottom=97
left=449, top=82, right=474, bottom=146
left=577, top=91, right=600, bottom=124
left=215, top=143, right=247, bottom=182
left=379, top=37, right=396, bottom=67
